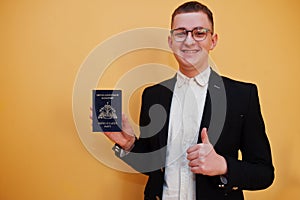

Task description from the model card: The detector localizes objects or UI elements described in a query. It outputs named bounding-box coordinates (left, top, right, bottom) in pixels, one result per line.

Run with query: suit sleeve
left=223, top=84, right=274, bottom=191
left=113, top=87, right=160, bottom=174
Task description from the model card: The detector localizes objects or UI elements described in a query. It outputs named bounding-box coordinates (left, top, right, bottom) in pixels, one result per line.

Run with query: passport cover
left=92, top=90, right=122, bottom=132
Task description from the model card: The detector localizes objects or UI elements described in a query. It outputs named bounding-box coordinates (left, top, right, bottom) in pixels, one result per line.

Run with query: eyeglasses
left=170, top=27, right=212, bottom=42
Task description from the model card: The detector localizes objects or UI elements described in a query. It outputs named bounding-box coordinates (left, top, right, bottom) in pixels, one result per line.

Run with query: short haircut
left=171, top=1, right=214, bottom=33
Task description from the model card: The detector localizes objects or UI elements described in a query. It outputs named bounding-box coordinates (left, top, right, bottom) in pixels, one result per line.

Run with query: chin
left=175, top=54, right=202, bottom=69
left=182, top=59, right=199, bottom=69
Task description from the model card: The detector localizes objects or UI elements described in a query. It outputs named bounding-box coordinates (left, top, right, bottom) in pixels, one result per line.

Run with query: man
left=104, top=1, right=274, bottom=199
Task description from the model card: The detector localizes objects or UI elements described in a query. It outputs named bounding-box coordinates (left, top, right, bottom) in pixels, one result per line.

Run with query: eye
left=193, top=29, right=207, bottom=37
left=173, top=29, right=187, bottom=38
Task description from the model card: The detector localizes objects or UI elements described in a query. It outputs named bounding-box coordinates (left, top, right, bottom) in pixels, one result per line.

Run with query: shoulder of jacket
left=143, top=76, right=176, bottom=93
left=221, top=76, right=257, bottom=89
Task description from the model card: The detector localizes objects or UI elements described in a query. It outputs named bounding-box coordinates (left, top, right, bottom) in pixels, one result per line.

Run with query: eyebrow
left=172, top=26, right=206, bottom=30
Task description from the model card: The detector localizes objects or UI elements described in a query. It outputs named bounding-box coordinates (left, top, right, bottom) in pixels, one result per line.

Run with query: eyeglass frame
left=170, top=26, right=213, bottom=42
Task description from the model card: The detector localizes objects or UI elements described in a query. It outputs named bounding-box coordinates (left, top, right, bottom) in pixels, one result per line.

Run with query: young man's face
left=168, top=12, right=218, bottom=77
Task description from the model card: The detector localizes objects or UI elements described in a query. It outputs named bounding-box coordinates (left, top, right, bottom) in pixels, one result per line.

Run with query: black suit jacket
left=116, top=70, right=274, bottom=200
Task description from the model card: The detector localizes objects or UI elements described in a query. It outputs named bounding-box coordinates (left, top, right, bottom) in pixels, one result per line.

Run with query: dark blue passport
left=92, top=90, right=122, bottom=132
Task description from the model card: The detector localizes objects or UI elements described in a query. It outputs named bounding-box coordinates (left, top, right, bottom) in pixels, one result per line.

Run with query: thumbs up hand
left=187, top=128, right=228, bottom=176
left=104, top=114, right=136, bottom=151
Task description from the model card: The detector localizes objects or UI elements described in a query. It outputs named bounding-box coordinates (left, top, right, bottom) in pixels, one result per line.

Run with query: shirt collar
left=176, top=67, right=211, bottom=88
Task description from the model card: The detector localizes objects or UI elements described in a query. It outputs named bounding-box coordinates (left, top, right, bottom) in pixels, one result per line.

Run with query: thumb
left=122, top=114, right=135, bottom=137
left=201, top=128, right=210, bottom=144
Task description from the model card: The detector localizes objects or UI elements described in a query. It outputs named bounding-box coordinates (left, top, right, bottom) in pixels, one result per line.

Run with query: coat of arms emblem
left=98, top=102, right=118, bottom=119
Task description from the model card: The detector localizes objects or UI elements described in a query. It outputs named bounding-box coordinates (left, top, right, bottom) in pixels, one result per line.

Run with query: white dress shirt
left=162, top=67, right=211, bottom=200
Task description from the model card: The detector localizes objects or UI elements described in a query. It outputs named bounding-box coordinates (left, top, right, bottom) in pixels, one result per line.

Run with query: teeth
left=182, top=50, right=198, bottom=53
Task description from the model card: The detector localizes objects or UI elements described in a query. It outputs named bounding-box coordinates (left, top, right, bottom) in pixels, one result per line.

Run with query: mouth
left=181, top=50, right=200, bottom=54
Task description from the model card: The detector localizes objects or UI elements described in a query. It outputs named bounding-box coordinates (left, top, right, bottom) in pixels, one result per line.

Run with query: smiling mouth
left=182, top=50, right=199, bottom=53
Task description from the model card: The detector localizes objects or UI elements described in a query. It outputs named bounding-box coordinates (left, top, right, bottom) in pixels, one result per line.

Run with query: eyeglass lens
left=172, top=27, right=209, bottom=42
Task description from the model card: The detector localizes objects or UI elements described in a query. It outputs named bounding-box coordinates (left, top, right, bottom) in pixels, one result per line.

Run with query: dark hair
left=171, top=1, right=214, bottom=33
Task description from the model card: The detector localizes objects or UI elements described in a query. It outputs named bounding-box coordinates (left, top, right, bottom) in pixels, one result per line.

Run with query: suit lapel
left=199, top=90, right=211, bottom=134
left=198, top=70, right=227, bottom=146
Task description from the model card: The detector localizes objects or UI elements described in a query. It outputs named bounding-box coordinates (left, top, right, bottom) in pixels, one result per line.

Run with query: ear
left=168, top=35, right=173, bottom=49
left=210, top=33, right=218, bottom=50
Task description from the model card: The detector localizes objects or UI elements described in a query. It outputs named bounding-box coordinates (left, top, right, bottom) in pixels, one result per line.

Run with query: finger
left=187, top=144, right=200, bottom=154
left=122, top=114, right=129, bottom=128
left=191, top=166, right=209, bottom=175
left=188, top=160, right=198, bottom=167
left=187, top=149, right=208, bottom=161
left=190, top=166, right=200, bottom=174
left=188, top=146, right=211, bottom=161
left=90, top=106, right=93, bottom=119
left=103, top=132, right=116, bottom=143
left=190, top=166, right=204, bottom=174
left=201, top=128, right=210, bottom=144
left=189, top=158, right=205, bottom=167
left=122, top=115, right=133, bottom=135
left=103, top=131, right=121, bottom=140
left=187, top=150, right=199, bottom=161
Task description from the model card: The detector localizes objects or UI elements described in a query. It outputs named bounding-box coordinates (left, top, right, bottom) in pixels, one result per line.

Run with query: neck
left=179, top=65, right=209, bottom=78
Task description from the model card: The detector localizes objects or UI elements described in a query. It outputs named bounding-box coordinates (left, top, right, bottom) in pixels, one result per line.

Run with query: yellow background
left=1, top=0, right=300, bottom=199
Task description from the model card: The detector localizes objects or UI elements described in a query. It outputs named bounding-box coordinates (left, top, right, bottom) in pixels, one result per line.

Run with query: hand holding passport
left=92, top=90, right=135, bottom=151
left=104, top=114, right=136, bottom=151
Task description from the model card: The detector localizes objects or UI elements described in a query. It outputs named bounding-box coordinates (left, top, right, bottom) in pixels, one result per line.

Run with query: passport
left=92, top=90, right=122, bottom=132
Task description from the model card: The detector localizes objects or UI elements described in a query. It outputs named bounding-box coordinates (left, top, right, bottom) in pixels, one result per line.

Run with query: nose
left=184, top=32, right=196, bottom=45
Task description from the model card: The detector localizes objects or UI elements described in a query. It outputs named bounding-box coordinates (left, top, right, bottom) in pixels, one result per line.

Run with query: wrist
left=123, top=137, right=136, bottom=151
